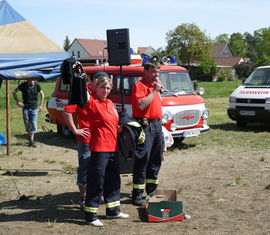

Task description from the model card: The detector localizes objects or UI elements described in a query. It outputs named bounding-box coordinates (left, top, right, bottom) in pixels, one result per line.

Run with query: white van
left=227, top=66, right=270, bottom=127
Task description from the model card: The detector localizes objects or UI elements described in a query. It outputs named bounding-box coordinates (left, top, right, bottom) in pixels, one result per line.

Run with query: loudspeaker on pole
left=106, top=28, right=131, bottom=66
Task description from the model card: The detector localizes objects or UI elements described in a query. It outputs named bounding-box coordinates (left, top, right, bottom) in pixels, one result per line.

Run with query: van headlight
left=161, top=112, right=171, bottom=124
left=229, top=96, right=236, bottom=103
left=198, top=87, right=205, bottom=95
left=265, top=97, right=270, bottom=103
left=202, top=109, right=209, bottom=119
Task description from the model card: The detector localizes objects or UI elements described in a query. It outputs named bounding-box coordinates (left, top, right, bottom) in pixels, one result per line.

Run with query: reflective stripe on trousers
left=106, top=200, right=120, bottom=208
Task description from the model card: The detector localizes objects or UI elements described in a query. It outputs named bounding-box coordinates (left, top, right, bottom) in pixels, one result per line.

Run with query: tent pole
left=6, top=80, right=10, bottom=155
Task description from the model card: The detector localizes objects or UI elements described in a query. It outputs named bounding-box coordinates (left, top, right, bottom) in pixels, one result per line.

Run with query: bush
left=216, top=68, right=233, bottom=82
left=234, top=61, right=257, bottom=79
left=195, top=55, right=218, bottom=81
left=218, top=72, right=226, bottom=82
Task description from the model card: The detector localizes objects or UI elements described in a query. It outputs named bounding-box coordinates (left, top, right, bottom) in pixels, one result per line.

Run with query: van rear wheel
left=236, top=120, right=247, bottom=128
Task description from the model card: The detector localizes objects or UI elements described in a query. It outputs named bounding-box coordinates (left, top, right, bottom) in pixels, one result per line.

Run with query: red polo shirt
left=64, top=104, right=91, bottom=144
left=132, top=78, right=162, bottom=119
left=64, top=84, right=94, bottom=144
left=86, top=96, right=119, bottom=152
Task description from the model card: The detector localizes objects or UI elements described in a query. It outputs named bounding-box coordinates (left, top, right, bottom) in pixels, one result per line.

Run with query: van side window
left=111, top=75, right=140, bottom=95
left=60, top=77, right=70, bottom=92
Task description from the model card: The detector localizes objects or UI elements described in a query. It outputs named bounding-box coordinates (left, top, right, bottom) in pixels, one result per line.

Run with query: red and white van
left=46, top=56, right=210, bottom=142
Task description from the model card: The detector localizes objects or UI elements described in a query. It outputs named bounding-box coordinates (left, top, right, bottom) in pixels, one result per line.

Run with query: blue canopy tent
left=0, top=0, right=70, bottom=154
left=0, top=0, right=70, bottom=82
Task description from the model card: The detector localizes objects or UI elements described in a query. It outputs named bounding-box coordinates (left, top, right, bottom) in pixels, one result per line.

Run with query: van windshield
left=159, top=71, right=194, bottom=95
left=244, top=68, right=270, bottom=85
left=111, top=71, right=194, bottom=96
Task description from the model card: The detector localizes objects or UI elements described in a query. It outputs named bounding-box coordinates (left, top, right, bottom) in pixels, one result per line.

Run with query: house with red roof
left=212, top=42, right=244, bottom=67
left=67, top=38, right=108, bottom=60
left=212, top=42, right=244, bottom=80
left=189, top=43, right=245, bottom=80
left=68, top=38, right=155, bottom=62
left=137, top=46, right=155, bottom=56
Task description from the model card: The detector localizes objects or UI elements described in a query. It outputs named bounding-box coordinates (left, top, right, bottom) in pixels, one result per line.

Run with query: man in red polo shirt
left=131, top=60, right=163, bottom=206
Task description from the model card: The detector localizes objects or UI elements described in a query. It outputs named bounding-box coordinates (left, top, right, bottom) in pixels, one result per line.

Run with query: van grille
left=235, top=106, right=264, bottom=110
left=173, top=110, right=200, bottom=127
left=236, top=98, right=265, bottom=104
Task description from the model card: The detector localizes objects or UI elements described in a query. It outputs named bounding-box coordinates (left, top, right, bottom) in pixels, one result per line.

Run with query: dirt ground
left=0, top=132, right=270, bottom=235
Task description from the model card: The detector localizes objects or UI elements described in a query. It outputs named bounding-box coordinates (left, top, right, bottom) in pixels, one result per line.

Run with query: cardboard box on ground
left=145, top=189, right=184, bottom=222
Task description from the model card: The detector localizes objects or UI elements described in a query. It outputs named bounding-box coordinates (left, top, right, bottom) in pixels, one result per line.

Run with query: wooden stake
left=6, top=80, right=10, bottom=155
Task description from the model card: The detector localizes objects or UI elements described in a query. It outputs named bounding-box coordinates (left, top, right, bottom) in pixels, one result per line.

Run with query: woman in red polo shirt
left=84, top=76, right=129, bottom=227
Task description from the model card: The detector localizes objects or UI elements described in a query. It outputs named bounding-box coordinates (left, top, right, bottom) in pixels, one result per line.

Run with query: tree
left=229, top=33, right=248, bottom=57
left=254, top=27, right=270, bottom=66
left=195, top=54, right=217, bottom=81
left=151, top=47, right=167, bottom=60
left=214, top=33, right=230, bottom=43
left=151, top=48, right=182, bottom=65
left=166, top=23, right=213, bottom=68
left=243, top=32, right=258, bottom=63
left=256, top=54, right=270, bottom=66
left=234, top=61, right=257, bottom=79
left=63, top=36, right=70, bottom=51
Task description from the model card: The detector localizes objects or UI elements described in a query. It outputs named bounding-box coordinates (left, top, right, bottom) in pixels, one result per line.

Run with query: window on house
left=78, top=51, right=80, bottom=58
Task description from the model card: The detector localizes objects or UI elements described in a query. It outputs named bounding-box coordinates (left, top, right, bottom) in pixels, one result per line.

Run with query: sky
left=6, top=0, right=270, bottom=52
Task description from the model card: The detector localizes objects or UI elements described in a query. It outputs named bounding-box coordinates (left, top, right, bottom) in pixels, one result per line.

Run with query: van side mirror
left=193, top=80, right=198, bottom=91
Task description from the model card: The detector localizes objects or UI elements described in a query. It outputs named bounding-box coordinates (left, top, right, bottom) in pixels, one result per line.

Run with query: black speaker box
left=106, top=28, right=131, bottom=66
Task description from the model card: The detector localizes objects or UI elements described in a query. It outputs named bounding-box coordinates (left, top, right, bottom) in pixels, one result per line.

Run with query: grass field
left=198, top=79, right=243, bottom=98
left=0, top=80, right=57, bottom=143
left=0, top=78, right=269, bottom=152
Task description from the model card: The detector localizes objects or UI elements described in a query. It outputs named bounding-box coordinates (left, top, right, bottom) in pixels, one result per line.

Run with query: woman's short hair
left=95, top=76, right=113, bottom=88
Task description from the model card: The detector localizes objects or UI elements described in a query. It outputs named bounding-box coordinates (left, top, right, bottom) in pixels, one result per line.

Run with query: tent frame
left=6, top=80, right=10, bottom=155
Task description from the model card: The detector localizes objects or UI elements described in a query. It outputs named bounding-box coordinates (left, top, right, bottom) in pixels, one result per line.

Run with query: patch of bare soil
left=0, top=135, right=270, bottom=235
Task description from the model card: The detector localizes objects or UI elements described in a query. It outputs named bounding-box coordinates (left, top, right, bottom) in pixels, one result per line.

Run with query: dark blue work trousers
left=132, top=120, right=163, bottom=200
left=84, top=152, right=120, bottom=221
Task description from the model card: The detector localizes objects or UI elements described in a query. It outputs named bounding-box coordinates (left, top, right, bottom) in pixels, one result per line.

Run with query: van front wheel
left=173, top=137, right=185, bottom=145
left=236, top=120, right=247, bottom=128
